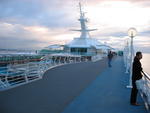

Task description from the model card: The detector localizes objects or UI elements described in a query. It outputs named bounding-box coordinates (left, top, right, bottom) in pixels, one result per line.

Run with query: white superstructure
left=64, top=3, right=112, bottom=55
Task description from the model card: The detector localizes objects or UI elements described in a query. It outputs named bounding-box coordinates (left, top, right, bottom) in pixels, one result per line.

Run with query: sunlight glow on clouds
left=86, top=1, right=150, bottom=31
left=0, top=0, right=149, bottom=52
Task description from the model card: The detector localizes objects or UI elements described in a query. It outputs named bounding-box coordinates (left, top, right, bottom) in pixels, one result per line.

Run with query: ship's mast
left=79, top=2, right=83, bottom=17
left=72, top=2, right=97, bottom=39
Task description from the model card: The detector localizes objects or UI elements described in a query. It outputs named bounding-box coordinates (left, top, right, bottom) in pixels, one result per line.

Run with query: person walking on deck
left=107, top=51, right=113, bottom=67
left=130, top=51, right=143, bottom=106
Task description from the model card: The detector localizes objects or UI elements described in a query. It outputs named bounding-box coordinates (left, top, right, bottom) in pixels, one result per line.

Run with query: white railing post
left=59, top=56, right=61, bottom=64
left=5, top=65, right=10, bottom=86
left=54, top=57, right=57, bottom=65
left=79, top=57, right=81, bottom=62
left=64, top=57, right=66, bottom=64
left=5, top=76, right=9, bottom=87
left=25, top=63, right=29, bottom=82
left=0, top=79, right=6, bottom=88
left=38, top=63, right=42, bottom=78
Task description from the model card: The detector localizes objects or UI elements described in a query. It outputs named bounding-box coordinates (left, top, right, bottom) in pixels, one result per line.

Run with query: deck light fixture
left=127, top=28, right=137, bottom=88
left=128, top=28, right=137, bottom=38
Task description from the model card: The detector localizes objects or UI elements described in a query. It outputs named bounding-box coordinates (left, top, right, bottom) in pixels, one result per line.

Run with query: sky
left=0, top=0, right=150, bottom=53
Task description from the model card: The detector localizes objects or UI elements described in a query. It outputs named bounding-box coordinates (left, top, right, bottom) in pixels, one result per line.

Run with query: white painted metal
left=123, top=28, right=150, bottom=109
left=0, top=54, right=101, bottom=91
left=126, top=28, right=137, bottom=88
left=65, top=3, right=112, bottom=52
left=136, top=72, right=150, bottom=110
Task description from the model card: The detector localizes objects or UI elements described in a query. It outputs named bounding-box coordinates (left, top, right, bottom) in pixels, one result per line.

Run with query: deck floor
left=62, top=57, right=147, bottom=113
left=0, top=57, right=147, bottom=113
left=0, top=58, right=107, bottom=113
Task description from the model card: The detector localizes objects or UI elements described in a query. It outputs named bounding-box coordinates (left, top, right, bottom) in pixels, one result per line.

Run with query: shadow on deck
left=0, top=57, right=147, bottom=113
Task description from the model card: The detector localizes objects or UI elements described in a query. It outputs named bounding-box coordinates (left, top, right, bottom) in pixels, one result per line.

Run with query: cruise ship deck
left=0, top=56, right=147, bottom=113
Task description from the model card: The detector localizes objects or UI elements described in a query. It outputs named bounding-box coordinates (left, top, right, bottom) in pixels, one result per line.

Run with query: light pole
left=127, top=28, right=137, bottom=88
left=124, top=40, right=129, bottom=73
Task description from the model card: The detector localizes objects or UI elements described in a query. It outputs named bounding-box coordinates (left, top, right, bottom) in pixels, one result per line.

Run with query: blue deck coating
left=0, top=58, right=107, bottom=113
left=62, top=57, right=147, bottom=113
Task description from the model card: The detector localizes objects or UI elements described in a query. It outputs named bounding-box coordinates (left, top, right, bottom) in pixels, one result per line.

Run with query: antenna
left=79, top=2, right=83, bottom=17
left=70, top=1, right=97, bottom=38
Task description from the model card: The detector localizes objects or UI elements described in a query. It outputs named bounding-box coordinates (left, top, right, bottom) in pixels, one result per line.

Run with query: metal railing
left=136, top=71, right=150, bottom=110
left=91, top=54, right=106, bottom=62
left=0, top=54, right=98, bottom=91
left=0, top=62, right=43, bottom=91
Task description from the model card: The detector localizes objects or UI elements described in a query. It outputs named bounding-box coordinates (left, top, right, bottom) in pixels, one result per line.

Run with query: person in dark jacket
left=130, top=51, right=143, bottom=106
left=107, top=51, right=113, bottom=67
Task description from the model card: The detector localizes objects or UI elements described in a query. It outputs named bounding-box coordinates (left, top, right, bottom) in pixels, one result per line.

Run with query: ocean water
left=0, top=50, right=36, bottom=55
left=141, top=53, right=150, bottom=75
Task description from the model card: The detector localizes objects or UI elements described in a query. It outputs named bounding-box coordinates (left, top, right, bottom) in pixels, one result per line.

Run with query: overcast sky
left=0, top=0, right=150, bottom=53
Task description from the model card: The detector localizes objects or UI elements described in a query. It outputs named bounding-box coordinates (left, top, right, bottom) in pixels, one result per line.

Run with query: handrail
left=142, top=71, right=150, bottom=81
left=136, top=71, right=150, bottom=110
left=0, top=54, right=101, bottom=91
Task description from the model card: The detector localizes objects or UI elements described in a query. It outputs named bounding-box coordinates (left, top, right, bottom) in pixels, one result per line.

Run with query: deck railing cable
left=0, top=54, right=102, bottom=91
left=136, top=71, right=150, bottom=111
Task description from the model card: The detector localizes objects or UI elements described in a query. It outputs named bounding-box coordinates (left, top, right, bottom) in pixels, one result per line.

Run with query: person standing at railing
left=130, top=51, right=143, bottom=106
left=107, top=51, right=113, bottom=67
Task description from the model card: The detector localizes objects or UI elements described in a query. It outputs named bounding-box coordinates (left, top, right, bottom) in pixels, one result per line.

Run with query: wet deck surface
left=0, top=58, right=107, bottom=113
left=62, top=56, right=147, bottom=113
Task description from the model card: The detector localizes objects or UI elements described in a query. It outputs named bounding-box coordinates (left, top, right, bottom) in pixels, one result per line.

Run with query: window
left=71, top=48, right=87, bottom=53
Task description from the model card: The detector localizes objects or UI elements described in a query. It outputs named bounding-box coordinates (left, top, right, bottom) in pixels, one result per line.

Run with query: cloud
left=0, top=22, right=48, bottom=49
left=139, top=31, right=150, bottom=36
left=127, top=36, right=150, bottom=53
left=0, top=0, right=79, bottom=28
left=0, top=0, right=149, bottom=52
left=0, top=36, right=45, bottom=50
left=0, top=22, right=79, bottom=49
